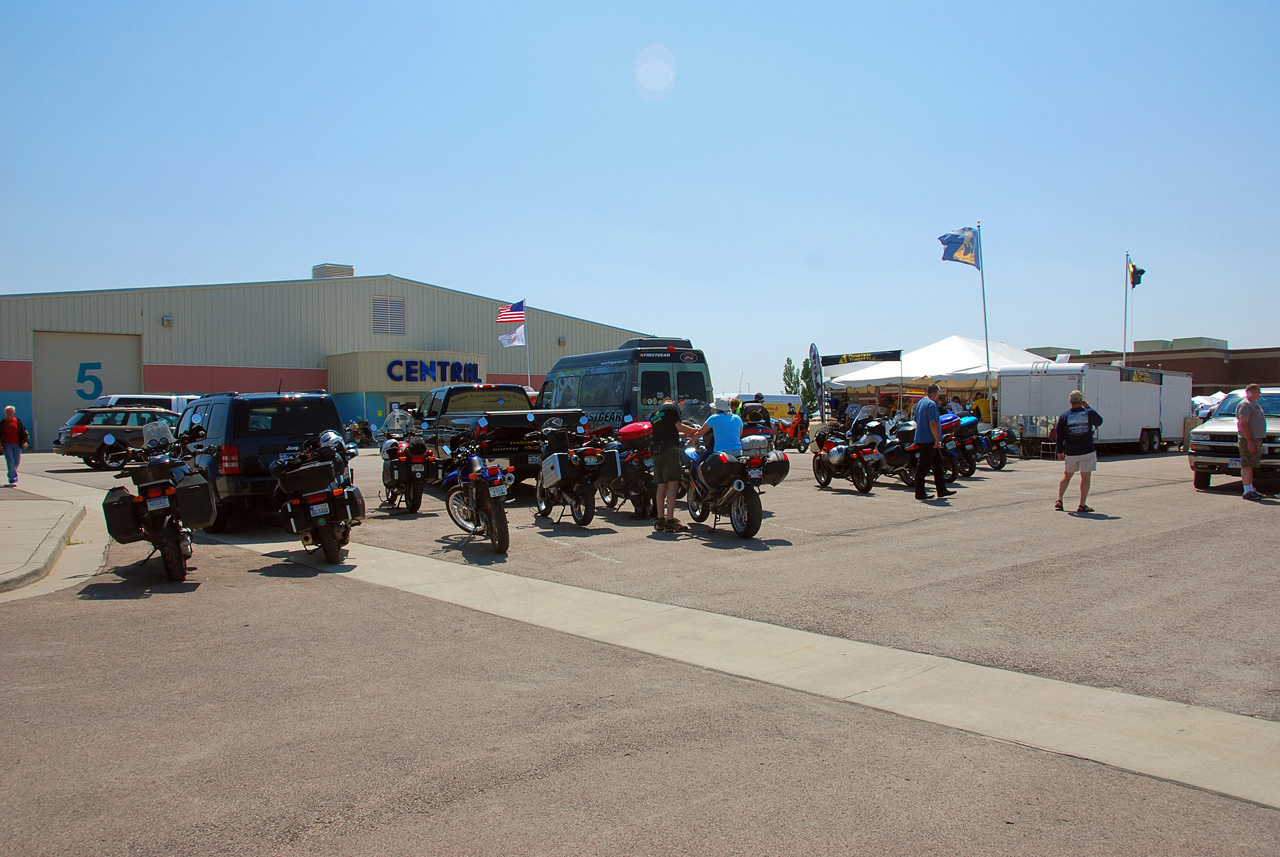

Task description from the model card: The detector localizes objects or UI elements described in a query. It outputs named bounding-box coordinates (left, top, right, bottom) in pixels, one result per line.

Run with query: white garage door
left=33, top=332, right=142, bottom=449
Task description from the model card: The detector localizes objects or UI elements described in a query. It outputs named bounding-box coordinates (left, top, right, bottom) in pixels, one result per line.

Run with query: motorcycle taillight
left=410, top=455, right=425, bottom=463
left=220, top=445, right=240, bottom=474
left=486, top=465, right=501, bottom=478
left=305, top=492, right=328, bottom=503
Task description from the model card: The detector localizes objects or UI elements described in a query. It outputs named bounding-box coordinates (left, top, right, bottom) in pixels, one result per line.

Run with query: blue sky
left=2, top=1, right=1276, bottom=393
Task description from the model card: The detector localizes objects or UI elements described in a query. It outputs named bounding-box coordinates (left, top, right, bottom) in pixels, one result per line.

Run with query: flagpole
left=525, top=325, right=531, bottom=388
left=1123, top=252, right=1129, bottom=367
left=977, top=221, right=991, bottom=407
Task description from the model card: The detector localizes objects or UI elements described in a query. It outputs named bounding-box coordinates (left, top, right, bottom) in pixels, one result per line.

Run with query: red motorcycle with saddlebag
left=269, top=431, right=365, bottom=564
left=598, top=417, right=659, bottom=518
left=811, top=426, right=880, bottom=493
left=681, top=434, right=789, bottom=539
left=378, top=409, right=438, bottom=513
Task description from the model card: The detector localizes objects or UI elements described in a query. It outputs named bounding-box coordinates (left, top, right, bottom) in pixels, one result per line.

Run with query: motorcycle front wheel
left=730, top=490, right=763, bottom=539
left=570, top=483, right=595, bottom=527
left=317, top=522, right=343, bottom=564
left=598, top=481, right=619, bottom=509
left=159, top=539, right=188, bottom=582
left=850, top=460, right=874, bottom=494
left=812, top=455, right=833, bottom=488
left=481, top=500, right=510, bottom=554
left=957, top=450, right=977, bottom=478
left=687, top=483, right=710, bottom=522
left=445, top=486, right=481, bottom=534
left=988, top=447, right=1008, bottom=470
left=534, top=474, right=554, bottom=518
left=943, top=456, right=959, bottom=483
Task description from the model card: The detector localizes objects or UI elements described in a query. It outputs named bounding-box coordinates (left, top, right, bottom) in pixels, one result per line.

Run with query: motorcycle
left=377, top=409, right=437, bottom=513
left=100, top=417, right=217, bottom=582
left=598, top=417, right=659, bottom=519
left=942, top=413, right=982, bottom=478
left=269, top=430, right=365, bottom=564
left=774, top=406, right=811, bottom=453
left=980, top=426, right=1015, bottom=470
left=345, top=419, right=377, bottom=447
left=811, top=425, right=882, bottom=493
left=440, top=426, right=515, bottom=553
left=529, top=415, right=613, bottom=527
left=681, top=433, right=789, bottom=539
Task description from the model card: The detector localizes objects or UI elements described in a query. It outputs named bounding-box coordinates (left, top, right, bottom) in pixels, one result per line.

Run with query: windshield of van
left=445, top=389, right=532, bottom=412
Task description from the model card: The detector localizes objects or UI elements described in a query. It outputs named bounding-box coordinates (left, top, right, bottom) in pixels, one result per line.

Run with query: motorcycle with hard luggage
left=269, top=430, right=365, bottom=564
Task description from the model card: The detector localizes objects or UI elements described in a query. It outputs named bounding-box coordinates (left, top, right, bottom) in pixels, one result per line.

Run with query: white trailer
left=997, top=362, right=1193, bottom=456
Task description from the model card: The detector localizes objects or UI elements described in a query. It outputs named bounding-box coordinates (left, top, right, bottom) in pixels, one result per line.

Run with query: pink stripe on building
left=0, top=361, right=34, bottom=391
left=144, top=364, right=329, bottom=394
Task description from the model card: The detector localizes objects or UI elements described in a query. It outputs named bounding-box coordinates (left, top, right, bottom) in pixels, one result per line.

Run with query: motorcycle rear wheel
left=943, top=456, right=959, bottom=483
left=797, top=434, right=809, bottom=453
left=159, top=539, right=187, bottom=582
left=445, top=486, right=480, bottom=534
left=598, top=482, right=619, bottom=509
left=957, top=452, right=977, bottom=478
left=482, top=500, right=510, bottom=554
left=406, top=481, right=424, bottom=513
left=570, top=484, right=595, bottom=526
left=901, top=459, right=916, bottom=487
left=850, top=461, right=874, bottom=494
left=812, top=455, right=833, bottom=488
left=988, top=447, right=1008, bottom=470
left=317, top=522, right=343, bottom=564
left=730, top=491, right=762, bottom=539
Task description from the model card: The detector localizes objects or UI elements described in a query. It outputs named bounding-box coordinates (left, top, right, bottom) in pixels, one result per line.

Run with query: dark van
left=535, top=338, right=715, bottom=429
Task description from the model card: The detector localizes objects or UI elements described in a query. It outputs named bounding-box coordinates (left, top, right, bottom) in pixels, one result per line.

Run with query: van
left=535, top=337, right=715, bottom=429
left=92, top=393, right=201, bottom=413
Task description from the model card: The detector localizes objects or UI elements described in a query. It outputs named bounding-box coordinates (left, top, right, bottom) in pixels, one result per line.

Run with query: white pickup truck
left=1187, top=387, right=1280, bottom=490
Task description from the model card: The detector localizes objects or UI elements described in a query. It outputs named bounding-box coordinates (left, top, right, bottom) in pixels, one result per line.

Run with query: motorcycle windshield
left=680, top=401, right=713, bottom=425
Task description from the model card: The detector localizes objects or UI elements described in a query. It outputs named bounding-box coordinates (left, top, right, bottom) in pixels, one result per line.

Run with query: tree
left=784, top=357, right=818, bottom=414
left=782, top=358, right=801, bottom=396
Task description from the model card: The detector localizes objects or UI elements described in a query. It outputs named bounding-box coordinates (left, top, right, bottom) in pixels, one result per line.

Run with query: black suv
left=177, top=391, right=344, bottom=532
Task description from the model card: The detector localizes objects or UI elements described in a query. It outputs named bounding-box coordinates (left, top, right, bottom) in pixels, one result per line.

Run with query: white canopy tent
left=827, top=335, right=1045, bottom=393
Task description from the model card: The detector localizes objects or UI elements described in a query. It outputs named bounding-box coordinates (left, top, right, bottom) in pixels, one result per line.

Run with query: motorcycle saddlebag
left=618, top=421, right=653, bottom=450
left=595, top=448, right=622, bottom=484
left=701, top=452, right=740, bottom=489
left=341, top=485, right=366, bottom=521
left=541, top=452, right=577, bottom=490
left=763, top=450, right=790, bottom=486
left=102, top=486, right=145, bottom=544
left=175, top=473, right=217, bottom=530
left=278, top=460, right=337, bottom=496
left=895, top=421, right=917, bottom=445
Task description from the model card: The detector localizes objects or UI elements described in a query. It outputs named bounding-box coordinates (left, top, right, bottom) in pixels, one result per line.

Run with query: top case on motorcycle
left=956, top=414, right=980, bottom=438
left=277, top=460, right=339, bottom=495
left=102, top=486, right=146, bottom=544
left=618, top=421, right=653, bottom=450
left=895, top=421, right=917, bottom=445
left=176, top=472, right=218, bottom=530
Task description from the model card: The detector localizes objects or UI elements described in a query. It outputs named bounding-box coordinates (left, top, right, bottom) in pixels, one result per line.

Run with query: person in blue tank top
left=690, top=396, right=743, bottom=485
left=912, top=384, right=954, bottom=501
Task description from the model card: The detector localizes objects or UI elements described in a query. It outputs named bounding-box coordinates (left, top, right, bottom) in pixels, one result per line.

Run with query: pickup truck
left=1187, top=387, right=1280, bottom=490
left=416, top=384, right=587, bottom=481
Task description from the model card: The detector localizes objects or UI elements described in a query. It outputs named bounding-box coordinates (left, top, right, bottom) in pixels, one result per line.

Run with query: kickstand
left=136, top=545, right=158, bottom=567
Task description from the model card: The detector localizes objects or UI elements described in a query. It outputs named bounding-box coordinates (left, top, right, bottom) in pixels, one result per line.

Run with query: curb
left=0, top=503, right=87, bottom=593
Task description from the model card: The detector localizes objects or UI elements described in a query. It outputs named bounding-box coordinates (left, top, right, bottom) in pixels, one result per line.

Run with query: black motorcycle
left=680, top=433, right=788, bottom=539
left=529, top=416, right=612, bottom=527
left=598, top=417, right=659, bottom=519
left=269, top=431, right=365, bottom=564
left=377, top=410, right=437, bottom=513
left=441, top=434, right=514, bottom=554
left=101, top=417, right=217, bottom=582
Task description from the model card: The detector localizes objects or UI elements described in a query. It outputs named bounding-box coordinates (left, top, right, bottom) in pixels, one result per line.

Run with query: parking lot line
left=210, top=529, right=1280, bottom=809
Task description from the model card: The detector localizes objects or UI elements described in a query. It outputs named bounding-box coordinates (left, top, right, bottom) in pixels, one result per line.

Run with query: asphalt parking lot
left=3, top=448, right=1278, bottom=855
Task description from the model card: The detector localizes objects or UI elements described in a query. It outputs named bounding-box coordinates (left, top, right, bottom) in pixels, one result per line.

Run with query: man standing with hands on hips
left=913, top=384, right=954, bottom=501
left=1055, top=390, right=1104, bottom=512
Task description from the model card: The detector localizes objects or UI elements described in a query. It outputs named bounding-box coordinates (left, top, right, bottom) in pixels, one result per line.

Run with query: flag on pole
left=939, top=227, right=981, bottom=269
left=1128, top=260, right=1144, bottom=289
left=498, top=324, right=526, bottom=348
left=496, top=300, right=526, bottom=322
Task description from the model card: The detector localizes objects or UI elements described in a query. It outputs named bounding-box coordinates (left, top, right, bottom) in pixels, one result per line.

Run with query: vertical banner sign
left=809, top=343, right=824, bottom=424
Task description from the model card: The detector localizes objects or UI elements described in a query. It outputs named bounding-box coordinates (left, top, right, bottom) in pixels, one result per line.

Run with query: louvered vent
left=373, top=296, right=406, bottom=335
left=313, top=263, right=355, bottom=278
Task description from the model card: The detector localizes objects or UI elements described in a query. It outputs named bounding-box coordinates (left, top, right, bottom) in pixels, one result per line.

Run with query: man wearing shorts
left=1237, top=383, right=1266, bottom=501
left=1055, top=390, right=1104, bottom=512
left=650, top=397, right=694, bottom=531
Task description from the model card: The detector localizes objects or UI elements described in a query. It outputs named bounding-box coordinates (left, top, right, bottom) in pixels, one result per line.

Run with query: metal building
left=0, top=267, right=645, bottom=447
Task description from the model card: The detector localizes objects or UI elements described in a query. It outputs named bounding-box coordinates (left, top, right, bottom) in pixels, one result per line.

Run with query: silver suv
left=1187, top=387, right=1280, bottom=490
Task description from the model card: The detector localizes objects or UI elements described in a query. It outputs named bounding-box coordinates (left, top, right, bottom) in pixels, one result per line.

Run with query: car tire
left=203, top=502, right=232, bottom=533
left=1192, top=471, right=1211, bottom=491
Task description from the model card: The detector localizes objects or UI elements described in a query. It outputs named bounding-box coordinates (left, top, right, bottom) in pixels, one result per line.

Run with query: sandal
left=1076, top=504, right=1094, bottom=513
left=1053, top=500, right=1063, bottom=511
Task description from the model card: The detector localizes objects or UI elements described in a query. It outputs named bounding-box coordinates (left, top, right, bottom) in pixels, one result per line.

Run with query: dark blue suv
left=177, top=391, right=344, bottom=532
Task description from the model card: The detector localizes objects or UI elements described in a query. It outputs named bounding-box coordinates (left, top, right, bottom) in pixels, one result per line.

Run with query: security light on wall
left=161, top=315, right=174, bottom=327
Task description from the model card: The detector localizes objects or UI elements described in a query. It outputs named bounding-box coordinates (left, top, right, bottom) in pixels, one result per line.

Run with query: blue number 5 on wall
left=76, top=362, right=103, bottom=400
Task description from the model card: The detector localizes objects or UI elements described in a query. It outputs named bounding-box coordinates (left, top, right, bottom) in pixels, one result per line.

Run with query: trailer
left=997, top=362, right=1193, bottom=457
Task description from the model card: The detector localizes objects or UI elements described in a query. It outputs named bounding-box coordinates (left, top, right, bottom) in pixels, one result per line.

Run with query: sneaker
left=667, top=519, right=689, bottom=532
left=653, top=518, right=671, bottom=531
left=1243, top=491, right=1265, bottom=502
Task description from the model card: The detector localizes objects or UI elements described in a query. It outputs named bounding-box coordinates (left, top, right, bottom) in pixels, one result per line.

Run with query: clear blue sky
left=3, top=1, right=1276, bottom=393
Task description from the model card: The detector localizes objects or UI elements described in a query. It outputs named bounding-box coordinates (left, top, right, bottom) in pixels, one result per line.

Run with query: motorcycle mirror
left=102, top=433, right=116, bottom=446
left=346, top=443, right=359, bottom=458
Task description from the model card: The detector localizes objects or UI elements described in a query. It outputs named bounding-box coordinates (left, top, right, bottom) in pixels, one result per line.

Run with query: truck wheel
left=1193, top=471, right=1211, bottom=491
left=203, top=502, right=232, bottom=534
left=1138, top=430, right=1154, bottom=455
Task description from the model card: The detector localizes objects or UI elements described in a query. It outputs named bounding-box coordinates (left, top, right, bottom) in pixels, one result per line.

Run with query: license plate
left=309, top=502, right=330, bottom=516
left=747, top=468, right=763, bottom=478
left=528, top=454, right=541, bottom=464
left=146, top=496, right=169, bottom=511
left=643, top=457, right=654, bottom=468
left=411, top=465, right=424, bottom=473
left=583, top=456, right=598, bottom=465
left=489, top=484, right=507, bottom=497
left=1229, top=458, right=1241, bottom=468
left=946, top=440, right=957, bottom=450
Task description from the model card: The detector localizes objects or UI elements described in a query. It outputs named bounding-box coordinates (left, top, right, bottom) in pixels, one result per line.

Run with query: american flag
left=496, top=299, right=525, bottom=323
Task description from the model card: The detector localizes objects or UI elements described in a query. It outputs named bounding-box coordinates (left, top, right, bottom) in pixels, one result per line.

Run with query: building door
left=32, top=332, right=143, bottom=448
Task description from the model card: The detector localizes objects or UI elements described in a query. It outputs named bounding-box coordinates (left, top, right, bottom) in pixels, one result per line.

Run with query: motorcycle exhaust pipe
left=732, top=478, right=745, bottom=492
left=503, top=472, right=517, bottom=485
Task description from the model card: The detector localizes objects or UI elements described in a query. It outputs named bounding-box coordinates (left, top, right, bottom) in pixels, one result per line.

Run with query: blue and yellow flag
left=939, top=227, right=980, bottom=269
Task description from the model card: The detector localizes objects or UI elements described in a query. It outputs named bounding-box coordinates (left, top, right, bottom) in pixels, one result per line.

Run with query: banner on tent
left=820, top=350, right=903, bottom=367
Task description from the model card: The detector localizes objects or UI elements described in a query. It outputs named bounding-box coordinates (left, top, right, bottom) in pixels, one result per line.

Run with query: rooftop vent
left=312, top=263, right=354, bottom=279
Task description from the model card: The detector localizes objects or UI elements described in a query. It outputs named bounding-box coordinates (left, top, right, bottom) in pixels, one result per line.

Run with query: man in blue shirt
left=1055, top=390, right=1104, bottom=512
left=913, top=384, right=954, bottom=501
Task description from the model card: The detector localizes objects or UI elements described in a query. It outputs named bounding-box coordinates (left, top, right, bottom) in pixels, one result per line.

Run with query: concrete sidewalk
left=0, top=486, right=85, bottom=592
